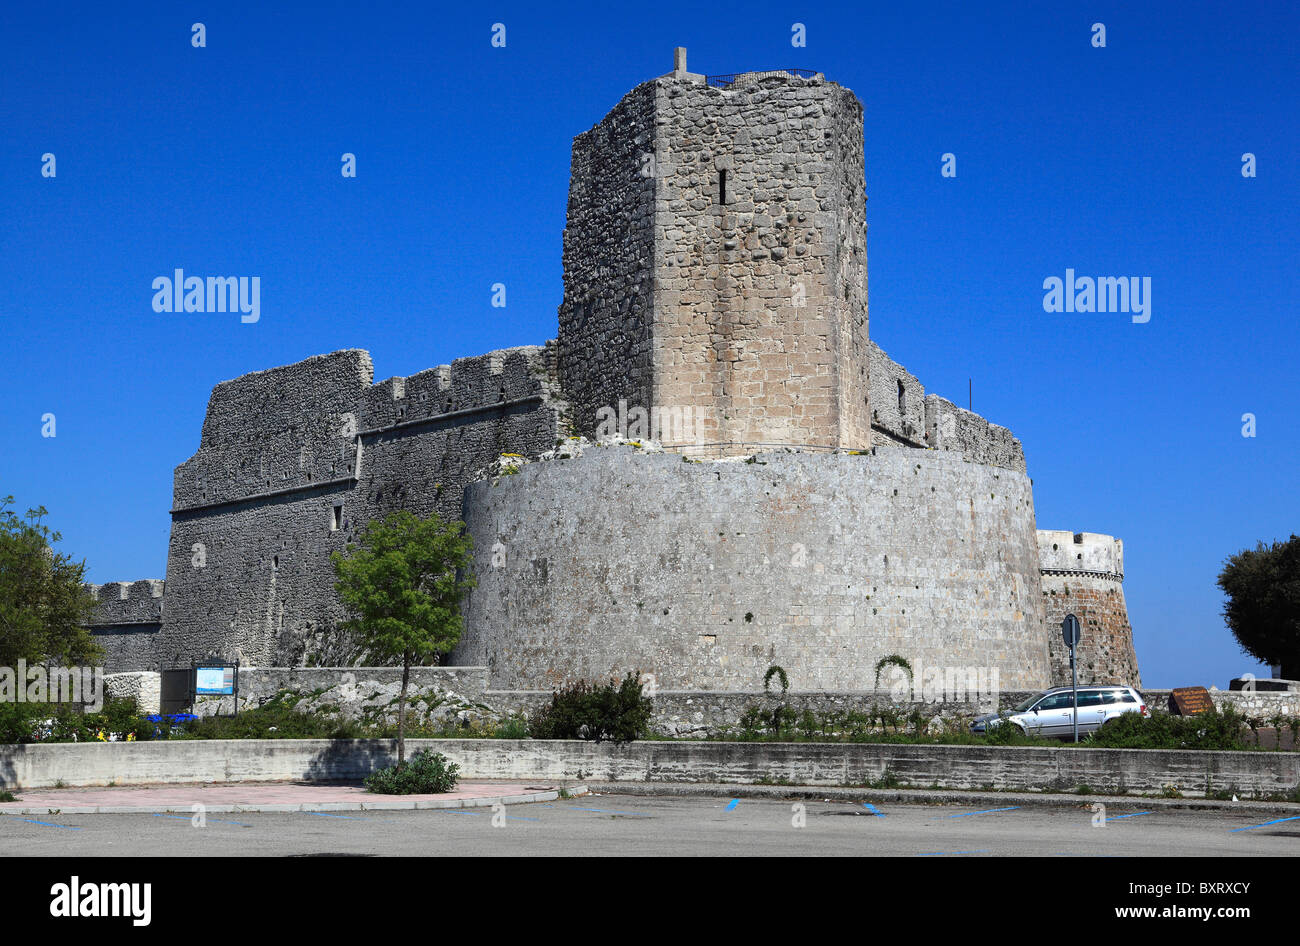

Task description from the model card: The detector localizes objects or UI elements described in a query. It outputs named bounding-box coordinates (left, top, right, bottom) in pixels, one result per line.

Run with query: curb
left=0, top=785, right=583, bottom=816
left=582, top=781, right=1300, bottom=813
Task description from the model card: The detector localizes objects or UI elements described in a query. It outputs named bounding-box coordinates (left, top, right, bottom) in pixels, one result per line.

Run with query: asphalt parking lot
left=4, top=794, right=1298, bottom=856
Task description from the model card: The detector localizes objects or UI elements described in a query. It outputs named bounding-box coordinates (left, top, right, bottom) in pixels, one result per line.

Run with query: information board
left=195, top=666, right=236, bottom=696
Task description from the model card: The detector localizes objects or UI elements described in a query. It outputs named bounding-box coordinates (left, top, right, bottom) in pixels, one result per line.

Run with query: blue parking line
left=724, top=799, right=740, bottom=811
left=1109, top=811, right=1153, bottom=820
left=20, top=819, right=79, bottom=830
left=948, top=807, right=1020, bottom=818
left=918, top=850, right=989, bottom=856
left=862, top=803, right=884, bottom=817
left=540, top=805, right=650, bottom=817
left=1230, top=814, right=1300, bottom=833
left=304, top=811, right=367, bottom=820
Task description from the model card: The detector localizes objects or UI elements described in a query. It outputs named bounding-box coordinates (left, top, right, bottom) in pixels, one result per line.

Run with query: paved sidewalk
left=0, top=781, right=577, bottom=815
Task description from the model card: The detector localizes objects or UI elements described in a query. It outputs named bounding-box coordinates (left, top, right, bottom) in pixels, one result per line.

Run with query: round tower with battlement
left=1038, top=530, right=1141, bottom=687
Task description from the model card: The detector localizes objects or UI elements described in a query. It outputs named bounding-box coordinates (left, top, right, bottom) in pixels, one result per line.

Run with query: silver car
left=970, top=685, right=1149, bottom=738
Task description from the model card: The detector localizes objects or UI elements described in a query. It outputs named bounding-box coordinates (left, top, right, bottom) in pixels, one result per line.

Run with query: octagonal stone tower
left=558, top=50, right=870, bottom=452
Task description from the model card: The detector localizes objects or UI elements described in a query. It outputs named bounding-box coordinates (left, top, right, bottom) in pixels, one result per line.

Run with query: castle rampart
left=455, top=447, right=1050, bottom=691
left=868, top=341, right=1025, bottom=473
left=155, top=345, right=564, bottom=668
left=85, top=580, right=164, bottom=673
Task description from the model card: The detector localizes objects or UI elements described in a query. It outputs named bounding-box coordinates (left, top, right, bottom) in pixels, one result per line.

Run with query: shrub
left=0, top=697, right=164, bottom=744
left=528, top=672, right=652, bottom=744
left=0, top=701, right=47, bottom=743
left=1086, top=706, right=1246, bottom=750
left=364, top=749, right=460, bottom=794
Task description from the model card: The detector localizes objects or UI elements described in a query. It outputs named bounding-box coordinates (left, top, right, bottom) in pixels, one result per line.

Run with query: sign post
left=192, top=655, right=240, bottom=717
left=1062, top=614, right=1082, bottom=743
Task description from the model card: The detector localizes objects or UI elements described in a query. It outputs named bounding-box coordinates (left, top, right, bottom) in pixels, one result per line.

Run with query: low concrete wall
left=2, top=739, right=1296, bottom=798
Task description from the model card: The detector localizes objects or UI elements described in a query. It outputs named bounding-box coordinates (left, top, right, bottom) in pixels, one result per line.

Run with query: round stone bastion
left=451, top=446, right=1052, bottom=692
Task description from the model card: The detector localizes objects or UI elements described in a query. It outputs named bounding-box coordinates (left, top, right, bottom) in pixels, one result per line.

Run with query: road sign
left=1062, top=614, right=1082, bottom=742
left=1062, top=613, right=1082, bottom=647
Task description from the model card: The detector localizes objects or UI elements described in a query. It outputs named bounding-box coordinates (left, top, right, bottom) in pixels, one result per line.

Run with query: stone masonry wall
left=649, top=72, right=870, bottom=449
left=557, top=81, right=657, bottom=437
left=158, top=346, right=563, bottom=669
left=867, top=341, right=1025, bottom=472
left=1038, top=530, right=1140, bottom=687
left=85, top=580, right=164, bottom=673
left=455, top=446, right=1049, bottom=691
left=868, top=341, right=926, bottom=446
left=926, top=395, right=1026, bottom=473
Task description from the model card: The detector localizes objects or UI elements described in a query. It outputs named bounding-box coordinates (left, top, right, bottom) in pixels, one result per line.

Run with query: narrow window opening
left=331, top=505, right=342, bottom=531
left=897, top=380, right=906, bottom=416
left=719, top=169, right=727, bottom=206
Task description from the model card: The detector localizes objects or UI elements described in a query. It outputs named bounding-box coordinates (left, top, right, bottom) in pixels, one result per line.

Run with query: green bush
left=0, top=697, right=163, bottom=744
left=528, top=672, right=652, bottom=743
left=1086, top=706, right=1246, bottom=750
left=364, top=749, right=460, bottom=794
left=0, top=701, right=47, bottom=743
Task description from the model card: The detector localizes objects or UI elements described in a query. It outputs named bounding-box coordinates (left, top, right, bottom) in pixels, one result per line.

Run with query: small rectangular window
left=331, top=505, right=342, bottom=531
left=719, top=169, right=727, bottom=206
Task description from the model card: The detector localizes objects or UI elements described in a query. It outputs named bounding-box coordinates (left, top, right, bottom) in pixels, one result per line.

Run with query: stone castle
left=88, top=51, right=1140, bottom=694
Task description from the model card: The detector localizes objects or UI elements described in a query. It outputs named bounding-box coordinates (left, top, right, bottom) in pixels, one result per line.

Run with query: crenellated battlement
left=84, top=579, right=164, bottom=625
left=1038, top=530, right=1125, bottom=579
left=171, top=346, right=562, bottom=515
left=358, top=346, right=555, bottom=433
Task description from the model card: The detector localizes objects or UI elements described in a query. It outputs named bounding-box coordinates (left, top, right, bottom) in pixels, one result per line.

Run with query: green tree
left=0, top=497, right=102, bottom=668
left=330, top=510, right=475, bottom=762
left=1217, top=535, right=1300, bottom=680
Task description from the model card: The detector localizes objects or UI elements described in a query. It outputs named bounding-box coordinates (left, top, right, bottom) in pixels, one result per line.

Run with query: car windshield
left=1012, top=694, right=1041, bottom=712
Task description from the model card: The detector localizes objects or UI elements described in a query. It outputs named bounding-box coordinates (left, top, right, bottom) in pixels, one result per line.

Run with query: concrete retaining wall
left=3, top=739, right=1296, bottom=798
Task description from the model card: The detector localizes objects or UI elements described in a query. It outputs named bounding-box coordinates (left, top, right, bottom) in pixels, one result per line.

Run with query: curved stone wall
left=454, top=446, right=1050, bottom=691
left=1038, top=530, right=1141, bottom=687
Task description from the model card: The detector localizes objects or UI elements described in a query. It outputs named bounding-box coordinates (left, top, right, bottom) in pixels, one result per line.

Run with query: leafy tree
left=330, top=510, right=475, bottom=763
left=1217, top=535, right=1300, bottom=680
left=0, top=497, right=101, bottom=668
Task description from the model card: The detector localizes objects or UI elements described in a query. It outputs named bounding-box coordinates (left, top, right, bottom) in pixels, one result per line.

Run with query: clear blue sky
left=2, top=1, right=1296, bottom=688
